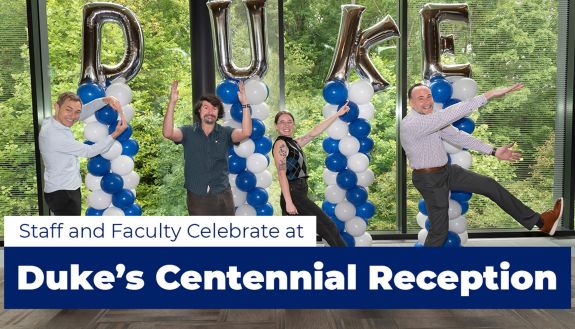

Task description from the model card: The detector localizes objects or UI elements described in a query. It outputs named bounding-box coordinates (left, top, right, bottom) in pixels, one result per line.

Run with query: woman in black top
left=272, top=104, right=349, bottom=247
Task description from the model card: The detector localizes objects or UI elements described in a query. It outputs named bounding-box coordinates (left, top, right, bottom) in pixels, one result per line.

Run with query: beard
left=202, top=115, right=217, bottom=125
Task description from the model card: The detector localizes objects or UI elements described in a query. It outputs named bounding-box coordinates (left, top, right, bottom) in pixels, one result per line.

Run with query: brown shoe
left=539, top=197, right=563, bottom=236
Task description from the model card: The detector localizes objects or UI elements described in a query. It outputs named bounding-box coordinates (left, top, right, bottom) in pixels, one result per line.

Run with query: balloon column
left=80, top=3, right=143, bottom=216
left=207, top=0, right=273, bottom=216
left=322, top=4, right=399, bottom=247
left=415, top=75, right=478, bottom=246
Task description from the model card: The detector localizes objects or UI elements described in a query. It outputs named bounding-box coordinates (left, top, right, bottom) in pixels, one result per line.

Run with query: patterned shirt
left=273, top=136, right=308, bottom=181
left=400, top=95, right=494, bottom=169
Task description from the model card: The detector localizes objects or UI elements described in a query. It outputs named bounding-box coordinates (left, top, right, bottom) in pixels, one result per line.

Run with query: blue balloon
left=331, top=216, right=346, bottom=232
left=418, top=198, right=427, bottom=215
left=443, top=231, right=461, bottom=247
left=229, top=145, right=237, bottom=156
left=236, top=170, right=257, bottom=192
left=228, top=154, right=246, bottom=174
left=425, top=219, right=431, bottom=231
left=247, top=187, right=268, bottom=207
left=251, top=118, right=265, bottom=140
left=253, top=136, right=272, bottom=154
left=101, top=173, right=124, bottom=194
left=77, top=82, right=105, bottom=104
left=255, top=203, right=273, bottom=216
left=459, top=200, right=469, bottom=215
left=325, top=152, right=347, bottom=172
left=341, top=231, right=355, bottom=247
left=112, top=189, right=135, bottom=208
left=85, top=207, right=104, bottom=216
left=216, top=80, right=239, bottom=104
left=322, top=201, right=337, bottom=217
left=453, top=117, right=475, bottom=134
left=346, top=186, right=368, bottom=206
left=108, top=122, right=133, bottom=141
left=429, top=74, right=445, bottom=82
left=339, top=101, right=359, bottom=122
left=123, top=203, right=142, bottom=216
left=356, top=200, right=375, bottom=219
left=322, top=80, right=348, bottom=105
left=430, top=79, right=453, bottom=103
left=349, top=118, right=371, bottom=139
left=450, top=190, right=472, bottom=202
left=358, top=136, right=374, bottom=153
left=322, top=137, right=340, bottom=154
left=442, top=98, right=461, bottom=109
left=121, top=139, right=139, bottom=157
left=336, top=169, right=357, bottom=190
left=230, top=102, right=243, bottom=122
left=87, top=155, right=111, bottom=176
left=95, top=105, right=118, bottom=125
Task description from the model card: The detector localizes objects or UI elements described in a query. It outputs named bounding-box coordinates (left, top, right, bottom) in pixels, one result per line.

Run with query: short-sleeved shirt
left=177, top=122, right=234, bottom=195
left=273, top=136, right=308, bottom=181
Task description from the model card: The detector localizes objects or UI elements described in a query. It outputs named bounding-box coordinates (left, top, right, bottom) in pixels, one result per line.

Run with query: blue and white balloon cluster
left=217, top=79, right=274, bottom=216
left=79, top=79, right=142, bottom=216
left=415, top=75, right=478, bottom=247
left=320, top=79, right=376, bottom=247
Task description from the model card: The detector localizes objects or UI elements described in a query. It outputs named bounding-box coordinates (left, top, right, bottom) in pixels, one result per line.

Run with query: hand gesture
left=484, top=83, right=524, bottom=100
left=495, top=142, right=522, bottom=162
left=103, top=96, right=122, bottom=112
left=170, top=80, right=179, bottom=104
left=336, top=100, right=350, bottom=116
left=237, top=80, right=248, bottom=105
left=111, top=111, right=128, bottom=138
left=286, top=201, right=299, bottom=215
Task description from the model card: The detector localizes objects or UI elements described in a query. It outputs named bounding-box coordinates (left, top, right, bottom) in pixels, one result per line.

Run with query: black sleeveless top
left=273, top=136, right=308, bottom=181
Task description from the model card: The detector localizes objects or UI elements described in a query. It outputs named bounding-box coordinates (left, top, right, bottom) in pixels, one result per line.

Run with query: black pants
left=280, top=178, right=347, bottom=247
left=412, top=164, right=540, bottom=247
left=44, top=188, right=82, bottom=216
left=187, top=187, right=235, bottom=216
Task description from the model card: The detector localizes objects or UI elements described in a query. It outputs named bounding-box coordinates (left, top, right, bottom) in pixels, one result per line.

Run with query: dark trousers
left=280, top=178, right=347, bottom=247
left=187, top=187, right=235, bottom=216
left=44, top=188, right=82, bottom=216
left=412, top=164, right=540, bottom=247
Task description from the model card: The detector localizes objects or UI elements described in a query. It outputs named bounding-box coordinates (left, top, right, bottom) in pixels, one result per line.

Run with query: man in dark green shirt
left=162, top=81, right=252, bottom=215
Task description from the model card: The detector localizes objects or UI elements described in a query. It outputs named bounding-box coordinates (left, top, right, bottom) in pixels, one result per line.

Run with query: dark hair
left=57, top=92, right=82, bottom=106
left=193, top=94, right=224, bottom=121
left=274, top=110, right=295, bottom=124
left=408, top=83, right=426, bottom=99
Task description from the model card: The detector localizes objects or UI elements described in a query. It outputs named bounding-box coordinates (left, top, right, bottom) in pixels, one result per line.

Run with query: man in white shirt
left=39, top=92, right=127, bottom=215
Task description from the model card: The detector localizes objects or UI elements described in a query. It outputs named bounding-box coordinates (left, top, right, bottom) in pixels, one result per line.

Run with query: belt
left=413, top=164, right=447, bottom=173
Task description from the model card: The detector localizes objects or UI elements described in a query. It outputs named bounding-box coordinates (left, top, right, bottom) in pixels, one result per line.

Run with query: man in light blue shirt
left=39, top=92, right=127, bottom=215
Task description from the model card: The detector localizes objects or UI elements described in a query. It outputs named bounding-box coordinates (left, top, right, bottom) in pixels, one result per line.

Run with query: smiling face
left=409, top=85, right=434, bottom=115
left=275, top=113, right=295, bottom=137
left=54, top=99, right=82, bottom=127
left=199, top=100, right=219, bottom=125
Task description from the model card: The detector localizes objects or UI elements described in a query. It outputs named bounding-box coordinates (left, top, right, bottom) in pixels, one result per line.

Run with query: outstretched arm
left=162, top=80, right=183, bottom=142
left=273, top=140, right=298, bottom=215
left=494, top=142, right=522, bottom=162
left=295, top=101, right=350, bottom=147
left=231, top=81, right=253, bottom=143
left=483, top=83, right=524, bottom=100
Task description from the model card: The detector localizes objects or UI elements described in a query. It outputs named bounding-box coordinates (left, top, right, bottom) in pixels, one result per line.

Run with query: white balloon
left=105, top=82, right=132, bottom=105
left=229, top=173, right=237, bottom=187
left=354, top=232, right=373, bottom=247
left=416, top=212, right=428, bottom=229
left=443, top=140, right=463, bottom=154
left=85, top=173, right=102, bottom=191
left=88, top=190, right=112, bottom=210
left=459, top=231, right=469, bottom=245
left=325, top=184, right=346, bottom=204
left=433, top=102, right=444, bottom=113
left=223, top=120, right=242, bottom=129
left=251, top=102, right=270, bottom=120
left=244, top=78, right=268, bottom=105
left=358, top=103, right=375, bottom=121
left=234, top=139, right=255, bottom=158
left=451, top=78, right=478, bottom=101
left=255, top=170, right=272, bottom=188
left=345, top=216, right=367, bottom=237
left=356, top=169, right=374, bottom=187
left=103, top=206, right=125, bottom=216
left=102, top=141, right=122, bottom=160
left=327, top=119, right=349, bottom=140
left=446, top=76, right=464, bottom=84
left=246, top=153, right=268, bottom=173
left=348, top=79, right=374, bottom=105
left=338, top=136, right=360, bottom=156
left=335, top=201, right=356, bottom=222
left=122, top=171, right=140, bottom=189
left=111, top=155, right=134, bottom=176
left=449, top=215, right=467, bottom=234
left=322, top=168, right=338, bottom=186
left=84, top=114, right=98, bottom=123
left=231, top=187, right=247, bottom=207
left=123, top=104, right=135, bottom=123
left=449, top=150, right=472, bottom=169
left=235, top=204, right=256, bottom=216
left=84, top=122, right=109, bottom=142
left=347, top=153, right=369, bottom=172
left=323, top=103, right=338, bottom=118
left=448, top=199, right=462, bottom=219
left=418, top=228, right=428, bottom=244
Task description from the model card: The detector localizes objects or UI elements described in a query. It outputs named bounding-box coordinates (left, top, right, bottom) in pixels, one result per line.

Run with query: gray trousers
left=412, top=165, right=540, bottom=247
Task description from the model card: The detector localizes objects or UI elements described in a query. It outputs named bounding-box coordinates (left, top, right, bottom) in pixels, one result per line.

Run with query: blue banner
left=4, top=247, right=571, bottom=309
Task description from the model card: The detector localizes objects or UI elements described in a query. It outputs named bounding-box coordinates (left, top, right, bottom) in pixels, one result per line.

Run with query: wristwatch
left=491, top=148, right=497, bottom=156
